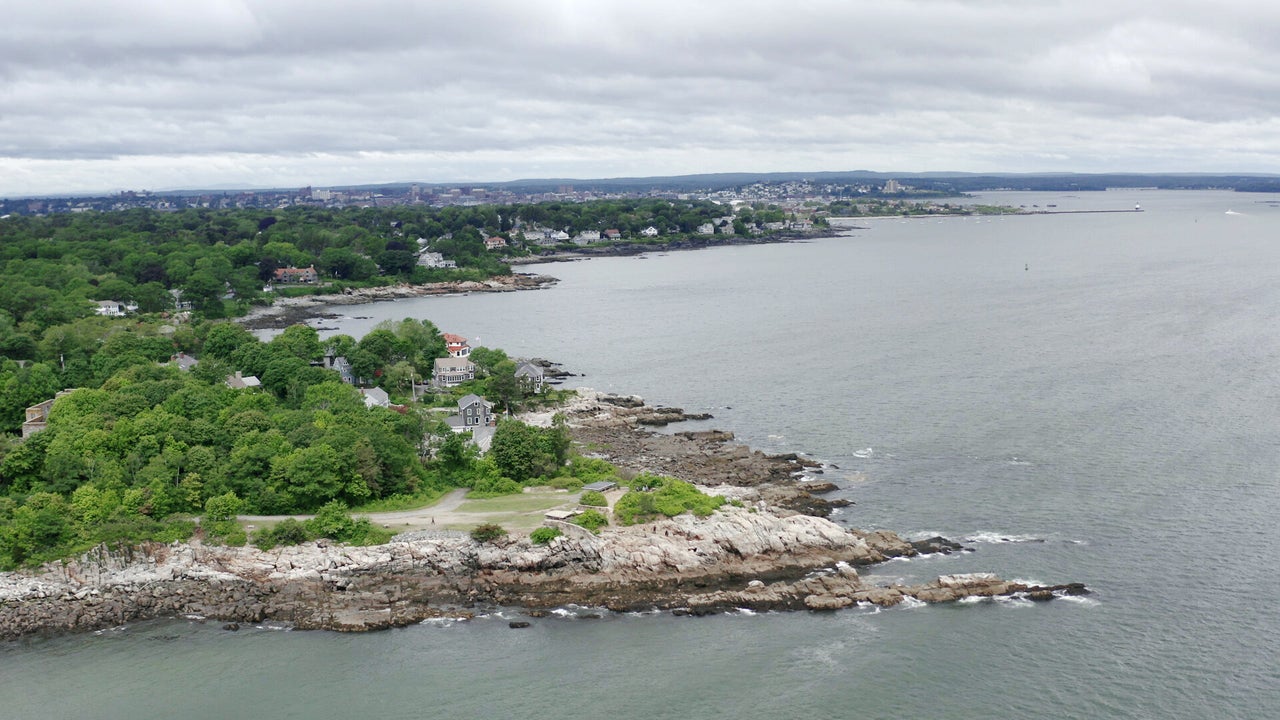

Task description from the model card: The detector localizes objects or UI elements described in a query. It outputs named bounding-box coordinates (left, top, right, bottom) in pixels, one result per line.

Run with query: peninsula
left=0, top=391, right=1085, bottom=640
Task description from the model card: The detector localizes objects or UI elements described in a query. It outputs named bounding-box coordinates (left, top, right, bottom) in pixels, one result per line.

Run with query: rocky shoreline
left=506, top=228, right=843, bottom=265
left=0, top=391, right=1086, bottom=641
left=239, top=273, right=558, bottom=330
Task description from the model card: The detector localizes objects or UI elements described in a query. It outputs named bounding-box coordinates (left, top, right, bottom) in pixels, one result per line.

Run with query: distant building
left=603, top=229, right=622, bottom=241
left=695, top=223, right=715, bottom=235
left=433, top=357, right=476, bottom=388
left=417, top=251, right=457, bottom=269
left=443, top=333, right=471, bottom=357
left=882, top=179, right=902, bottom=193
left=225, top=371, right=262, bottom=389
left=324, top=355, right=355, bottom=384
left=640, top=226, right=659, bottom=237
left=22, top=391, right=74, bottom=438
left=273, top=266, right=318, bottom=283
left=515, top=361, right=546, bottom=393
left=484, top=236, right=508, bottom=250
left=360, top=387, right=391, bottom=408
left=445, top=394, right=495, bottom=432
left=95, top=300, right=137, bottom=317
left=170, top=352, right=198, bottom=372
left=573, top=230, right=601, bottom=245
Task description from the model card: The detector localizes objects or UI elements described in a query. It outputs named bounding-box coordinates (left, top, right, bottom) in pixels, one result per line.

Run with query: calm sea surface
left=5, top=190, right=1280, bottom=719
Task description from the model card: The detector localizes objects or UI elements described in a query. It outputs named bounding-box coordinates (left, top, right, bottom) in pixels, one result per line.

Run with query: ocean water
left=5, top=190, right=1280, bottom=719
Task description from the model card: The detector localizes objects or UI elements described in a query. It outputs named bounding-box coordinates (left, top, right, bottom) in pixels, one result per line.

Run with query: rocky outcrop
left=0, top=506, right=1086, bottom=640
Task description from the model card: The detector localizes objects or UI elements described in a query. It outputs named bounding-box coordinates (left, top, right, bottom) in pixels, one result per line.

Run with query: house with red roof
left=443, top=333, right=471, bottom=358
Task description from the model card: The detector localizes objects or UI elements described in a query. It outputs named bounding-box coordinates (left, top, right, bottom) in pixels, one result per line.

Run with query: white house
left=95, top=300, right=137, bottom=317
left=573, top=230, right=601, bottom=245
left=695, top=223, right=715, bottom=235
left=360, top=387, right=391, bottom=408
left=640, top=226, right=659, bottom=237
left=417, top=251, right=457, bottom=269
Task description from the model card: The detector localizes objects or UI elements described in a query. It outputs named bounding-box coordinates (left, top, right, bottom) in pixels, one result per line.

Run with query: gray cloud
left=3, top=0, right=1280, bottom=195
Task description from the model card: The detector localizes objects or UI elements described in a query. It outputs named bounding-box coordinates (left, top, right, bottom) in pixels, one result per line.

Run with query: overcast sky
left=3, top=0, right=1279, bottom=196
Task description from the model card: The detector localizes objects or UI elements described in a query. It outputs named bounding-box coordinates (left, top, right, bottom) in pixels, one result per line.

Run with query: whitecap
left=994, top=595, right=1035, bottom=608
left=958, top=595, right=987, bottom=605
left=851, top=447, right=874, bottom=458
left=1011, top=577, right=1048, bottom=587
left=897, top=596, right=927, bottom=610
left=734, top=608, right=758, bottom=616
left=963, top=532, right=1044, bottom=544
left=1056, top=594, right=1100, bottom=607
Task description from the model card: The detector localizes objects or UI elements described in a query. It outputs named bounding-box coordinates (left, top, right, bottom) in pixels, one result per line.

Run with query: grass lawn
left=455, top=491, right=574, bottom=514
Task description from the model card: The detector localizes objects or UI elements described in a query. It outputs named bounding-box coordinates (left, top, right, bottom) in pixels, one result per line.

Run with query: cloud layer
left=3, top=0, right=1279, bottom=195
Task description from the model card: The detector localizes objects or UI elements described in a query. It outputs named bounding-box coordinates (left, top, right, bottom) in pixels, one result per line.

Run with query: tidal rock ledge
left=0, top=507, right=1083, bottom=639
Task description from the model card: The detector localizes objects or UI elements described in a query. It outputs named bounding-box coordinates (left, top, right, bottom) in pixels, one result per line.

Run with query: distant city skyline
left=4, top=1, right=1280, bottom=196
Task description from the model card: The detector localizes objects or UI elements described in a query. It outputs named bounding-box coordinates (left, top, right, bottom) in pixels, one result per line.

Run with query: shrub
left=530, top=527, right=562, bottom=545
left=203, top=518, right=247, bottom=547
left=203, top=492, right=244, bottom=522
left=570, top=509, right=608, bottom=533
left=579, top=490, right=608, bottom=507
left=471, top=523, right=507, bottom=542
left=254, top=518, right=309, bottom=549
left=614, top=477, right=725, bottom=526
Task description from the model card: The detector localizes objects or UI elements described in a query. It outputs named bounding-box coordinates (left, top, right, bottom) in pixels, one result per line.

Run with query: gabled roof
left=458, top=393, right=493, bottom=410
left=442, top=333, right=468, bottom=345
left=434, top=356, right=475, bottom=370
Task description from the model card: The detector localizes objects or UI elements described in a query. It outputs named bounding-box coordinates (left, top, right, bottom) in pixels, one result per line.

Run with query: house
left=484, top=236, right=508, bottom=250
left=21, top=390, right=74, bottom=439
left=640, top=226, right=659, bottom=237
left=549, top=230, right=571, bottom=242
left=515, top=361, right=545, bottom=392
left=763, top=221, right=786, bottom=231
left=603, top=229, right=622, bottom=241
left=695, top=223, right=715, bottom=235
left=788, top=220, right=813, bottom=231
left=573, top=230, right=600, bottom=245
left=225, top=371, right=262, bottom=389
left=324, top=355, right=355, bottom=384
left=522, top=229, right=549, bottom=243
left=95, top=300, right=137, bottom=317
left=417, top=251, right=457, bottom=269
left=443, top=333, right=471, bottom=357
left=717, top=222, right=735, bottom=235
left=457, top=394, right=494, bottom=427
left=433, top=356, right=476, bottom=388
left=359, top=387, right=391, bottom=408
left=273, top=266, right=318, bottom=283
left=170, top=352, right=198, bottom=372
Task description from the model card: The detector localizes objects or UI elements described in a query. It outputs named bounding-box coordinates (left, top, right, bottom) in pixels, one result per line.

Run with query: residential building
left=95, top=300, right=137, bottom=317
left=170, top=352, right=198, bottom=372
left=433, top=356, right=476, bottom=388
left=573, top=230, right=600, bottom=245
left=695, top=223, right=715, bottom=235
left=360, top=387, right=391, bottom=408
left=515, top=361, right=545, bottom=393
left=484, top=236, right=508, bottom=250
left=273, top=266, right=319, bottom=283
left=324, top=355, right=355, bottom=384
left=603, top=229, right=622, bottom=241
left=225, top=371, right=262, bottom=389
left=417, top=251, right=457, bottom=269
left=443, top=333, right=471, bottom=357
left=640, top=226, right=659, bottom=237
left=22, top=390, right=74, bottom=438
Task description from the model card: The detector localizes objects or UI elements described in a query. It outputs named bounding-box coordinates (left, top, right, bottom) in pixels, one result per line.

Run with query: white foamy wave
left=183, top=614, right=206, bottom=621
left=963, top=532, right=1044, bottom=544
left=993, top=595, right=1035, bottom=608
left=551, top=608, right=575, bottom=617
left=898, top=596, right=927, bottom=610
left=734, top=608, right=759, bottom=616
left=851, top=447, right=874, bottom=459
left=1011, top=577, right=1048, bottom=587
left=958, top=595, right=988, bottom=605
left=1056, top=593, right=1100, bottom=607
left=419, top=617, right=462, bottom=627
left=906, top=530, right=946, bottom=541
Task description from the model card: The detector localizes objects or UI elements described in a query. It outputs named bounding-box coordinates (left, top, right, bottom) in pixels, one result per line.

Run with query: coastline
left=504, top=228, right=843, bottom=265
left=0, top=391, right=1085, bottom=640
left=238, top=273, right=559, bottom=331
